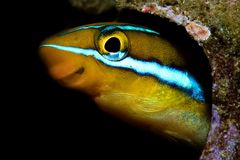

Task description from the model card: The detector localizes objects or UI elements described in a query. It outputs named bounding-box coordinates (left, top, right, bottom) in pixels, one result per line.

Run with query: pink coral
left=142, top=3, right=211, bottom=41
left=185, top=22, right=211, bottom=41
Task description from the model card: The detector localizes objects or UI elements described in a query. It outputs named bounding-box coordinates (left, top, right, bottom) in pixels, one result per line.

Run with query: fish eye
left=96, top=29, right=129, bottom=61
left=104, top=37, right=121, bottom=52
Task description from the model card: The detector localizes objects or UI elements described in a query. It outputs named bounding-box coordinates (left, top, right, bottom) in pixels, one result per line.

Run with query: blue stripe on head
left=58, top=24, right=160, bottom=36
left=40, top=44, right=205, bottom=101
left=58, top=25, right=104, bottom=36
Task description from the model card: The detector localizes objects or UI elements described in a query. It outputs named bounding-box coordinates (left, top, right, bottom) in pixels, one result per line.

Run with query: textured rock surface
left=69, top=0, right=116, bottom=14
left=115, top=0, right=240, bottom=159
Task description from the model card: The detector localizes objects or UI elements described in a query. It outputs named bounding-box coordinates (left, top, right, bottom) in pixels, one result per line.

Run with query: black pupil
left=104, top=37, right=121, bottom=52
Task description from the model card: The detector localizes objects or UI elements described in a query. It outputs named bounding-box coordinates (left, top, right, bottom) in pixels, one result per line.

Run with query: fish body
left=39, top=22, right=210, bottom=146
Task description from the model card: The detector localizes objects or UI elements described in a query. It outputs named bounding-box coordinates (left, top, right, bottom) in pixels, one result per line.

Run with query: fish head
left=39, top=23, right=210, bottom=147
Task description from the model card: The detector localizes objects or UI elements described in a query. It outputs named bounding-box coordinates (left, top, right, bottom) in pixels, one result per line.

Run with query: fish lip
left=59, top=67, right=85, bottom=82
left=72, top=67, right=85, bottom=75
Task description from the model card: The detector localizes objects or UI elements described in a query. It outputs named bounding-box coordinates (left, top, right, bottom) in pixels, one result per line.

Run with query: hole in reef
left=34, top=4, right=212, bottom=159
left=105, top=37, right=121, bottom=52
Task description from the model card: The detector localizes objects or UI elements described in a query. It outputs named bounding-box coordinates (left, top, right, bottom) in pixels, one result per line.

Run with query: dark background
left=16, top=0, right=207, bottom=159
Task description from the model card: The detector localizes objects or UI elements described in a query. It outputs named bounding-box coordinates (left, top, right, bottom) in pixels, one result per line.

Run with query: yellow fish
left=39, top=22, right=210, bottom=147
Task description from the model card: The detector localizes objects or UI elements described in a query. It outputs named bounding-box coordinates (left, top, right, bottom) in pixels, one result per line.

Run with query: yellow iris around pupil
left=96, top=30, right=129, bottom=55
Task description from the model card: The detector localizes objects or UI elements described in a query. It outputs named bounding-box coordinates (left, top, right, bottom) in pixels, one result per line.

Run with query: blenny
left=39, top=22, right=210, bottom=147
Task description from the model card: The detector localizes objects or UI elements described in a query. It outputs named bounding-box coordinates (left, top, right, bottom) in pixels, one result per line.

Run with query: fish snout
left=39, top=44, right=86, bottom=82
left=38, top=43, right=102, bottom=95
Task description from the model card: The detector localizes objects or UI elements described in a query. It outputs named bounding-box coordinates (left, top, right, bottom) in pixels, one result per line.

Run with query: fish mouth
left=59, top=67, right=85, bottom=84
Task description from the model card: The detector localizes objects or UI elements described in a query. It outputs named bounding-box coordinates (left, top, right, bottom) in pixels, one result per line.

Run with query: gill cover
left=39, top=23, right=210, bottom=147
